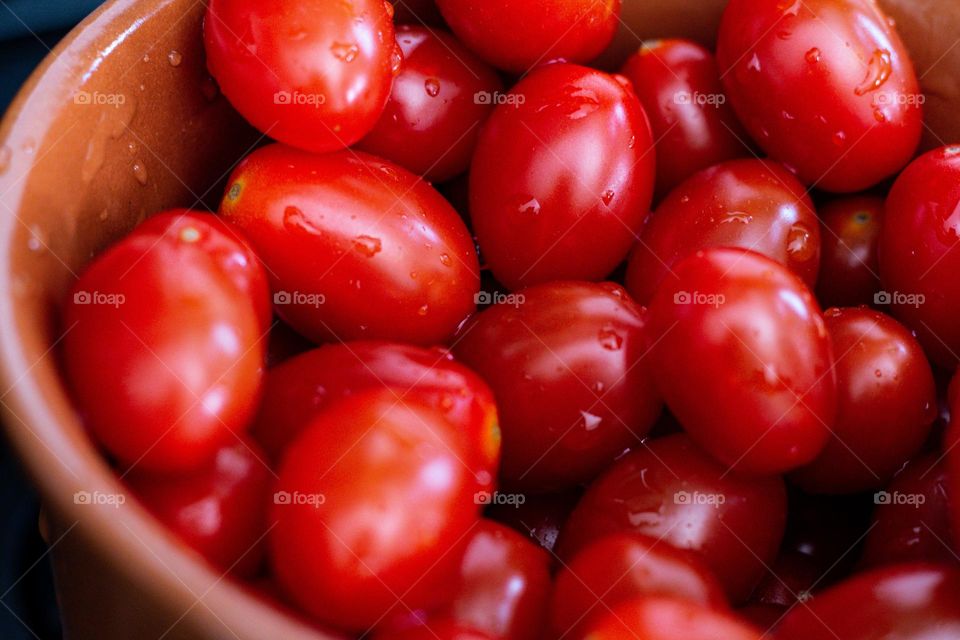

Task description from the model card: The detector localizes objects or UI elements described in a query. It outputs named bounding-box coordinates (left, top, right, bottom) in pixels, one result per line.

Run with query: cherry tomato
left=861, top=453, right=958, bottom=568
left=580, top=597, right=763, bottom=640
left=550, top=533, right=728, bottom=638
left=379, top=520, right=551, bottom=640
left=454, top=281, right=661, bottom=492
left=220, top=144, right=480, bottom=345
left=434, top=0, right=620, bottom=73
left=625, top=159, right=820, bottom=304
left=558, top=434, right=787, bottom=603
left=717, top=0, right=922, bottom=192
left=647, top=248, right=835, bottom=475
left=879, top=145, right=960, bottom=367
left=469, top=63, right=656, bottom=290
left=63, top=212, right=266, bottom=472
left=357, top=26, right=502, bottom=183
left=776, top=564, right=960, bottom=639
left=204, top=0, right=398, bottom=152
left=126, top=437, right=272, bottom=577
left=816, top=196, right=884, bottom=308
left=791, top=308, right=936, bottom=493
left=269, top=389, right=479, bottom=631
left=486, top=489, right=580, bottom=553
left=619, top=39, right=748, bottom=198
left=251, top=341, right=499, bottom=487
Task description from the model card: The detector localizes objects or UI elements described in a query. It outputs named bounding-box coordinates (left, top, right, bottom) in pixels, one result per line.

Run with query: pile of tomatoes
left=59, top=0, right=960, bottom=637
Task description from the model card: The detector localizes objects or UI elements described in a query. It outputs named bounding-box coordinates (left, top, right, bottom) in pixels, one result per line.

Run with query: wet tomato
left=220, top=144, right=480, bottom=345
left=469, top=63, right=656, bottom=290
left=816, top=196, right=884, bottom=308
left=717, top=0, right=922, bottom=192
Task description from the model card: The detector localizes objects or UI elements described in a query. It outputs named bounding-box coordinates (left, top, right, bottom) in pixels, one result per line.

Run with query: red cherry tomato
left=269, top=389, right=479, bottom=631
left=580, top=597, right=763, bottom=640
left=469, top=63, right=656, bottom=290
left=204, top=0, right=398, bottom=152
left=434, top=0, right=620, bottom=73
left=454, top=281, right=661, bottom=492
left=126, top=437, right=272, bottom=577
left=379, top=520, right=551, bottom=640
left=861, top=453, right=958, bottom=568
left=619, top=39, right=748, bottom=198
left=220, top=144, right=480, bottom=345
left=550, top=533, right=728, bottom=638
left=558, top=434, right=787, bottom=603
left=717, top=0, right=922, bottom=192
left=486, top=489, right=580, bottom=553
left=647, top=248, right=836, bottom=475
left=791, top=308, right=936, bottom=493
left=251, top=341, right=499, bottom=486
left=816, top=196, right=884, bottom=308
left=63, top=212, right=266, bottom=472
left=776, top=564, right=960, bottom=639
left=625, top=159, right=820, bottom=304
left=879, top=145, right=960, bottom=367
left=357, top=26, right=502, bottom=183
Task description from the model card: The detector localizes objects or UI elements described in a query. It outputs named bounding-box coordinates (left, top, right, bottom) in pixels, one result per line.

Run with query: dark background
left=1, top=2, right=107, bottom=637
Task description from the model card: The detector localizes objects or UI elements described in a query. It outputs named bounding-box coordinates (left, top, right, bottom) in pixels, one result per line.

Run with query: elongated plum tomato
left=126, top=436, right=272, bottom=577
left=815, top=196, right=884, bottom=308
left=549, top=533, right=728, bottom=638
left=620, top=39, right=748, bottom=198
left=63, top=211, right=266, bottom=472
left=717, top=0, right=922, bottom=192
left=356, top=26, right=503, bottom=183
left=879, top=146, right=960, bottom=367
left=378, top=521, right=551, bottom=640
left=776, top=564, right=960, bottom=639
left=625, top=159, right=820, bottom=305
left=204, top=0, right=398, bottom=153
left=269, top=389, right=480, bottom=631
left=220, top=144, right=480, bottom=345
left=581, top=597, right=763, bottom=640
left=454, top=282, right=661, bottom=492
left=647, top=248, right=835, bottom=475
left=250, top=341, right=500, bottom=491
left=469, top=63, right=655, bottom=290
left=558, top=434, right=787, bottom=603
left=434, top=0, right=620, bottom=73
left=790, top=308, right=936, bottom=494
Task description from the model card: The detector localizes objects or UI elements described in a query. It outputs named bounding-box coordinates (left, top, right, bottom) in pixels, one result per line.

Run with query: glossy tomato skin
left=204, top=0, right=397, bottom=153
left=625, top=159, right=820, bottom=304
left=469, top=63, right=656, bottom=290
left=434, top=0, right=620, bottom=73
left=776, top=564, right=960, bottom=639
left=816, top=196, right=884, bottom=308
left=580, top=597, right=763, bottom=640
left=717, top=0, right=922, bottom=192
left=647, top=248, right=836, bottom=475
left=251, top=341, right=500, bottom=488
left=220, top=144, right=480, bottom=345
left=269, top=390, right=479, bottom=631
left=620, top=39, right=748, bottom=198
left=357, top=26, right=502, bottom=182
left=558, top=434, right=788, bottom=603
left=126, top=437, right=272, bottom=577
left=879, top=146, right=960, bottom=367
left=861, top=453, right=958, bottom=568
left=135, top=211, right=272, bottom=330
left=63, top=214, right=266, bottom=472
left=378, top=521, right=551, bottom=640
left=453, top=281, right=661, bottom=492
left=549, top=533, right=728, bottom=638
left=791, top=308, right=936, bottom=493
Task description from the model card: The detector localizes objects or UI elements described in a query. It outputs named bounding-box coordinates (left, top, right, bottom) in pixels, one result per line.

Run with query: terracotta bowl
left=0, top=0, right=957, bottom=638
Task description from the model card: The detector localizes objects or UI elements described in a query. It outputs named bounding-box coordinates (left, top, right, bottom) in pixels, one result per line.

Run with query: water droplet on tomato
left=787, top=223, right=816, bottom=262
left=598, top=325, right=623, bottom=350
left=805, top=47, right=821, bottom=64
left=722, top=211, right=753, bottom=225
left=353, top=235, right=382, bottom=257
left=418, top=304, right=429, bottom=316
left=832, top=131, right=847, bottom=146
left=601, top=189, right=615, bottom=206
left=581, top=411, right=603, bottom=431
left=439, top=253, right=452, bottom=267
left=855, top=49, right=892, bottom=95
left=331, top=42, right=359, bottom=62
left=517, top=196, right=541, bottom=216
left=747, top=53, right=762, bottom=72
left=390, top=43, right=403, bottom=75
left=424, top=77, right=440, bottom=97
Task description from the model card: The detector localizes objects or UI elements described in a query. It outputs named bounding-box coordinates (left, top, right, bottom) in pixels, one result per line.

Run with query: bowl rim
left=0, top=0, right=332, bottom=637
